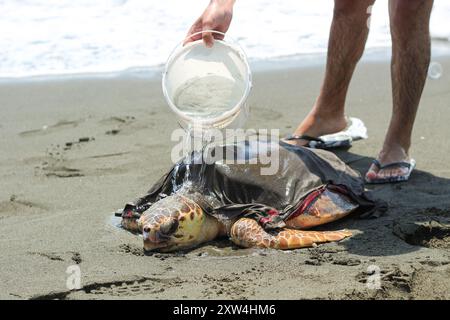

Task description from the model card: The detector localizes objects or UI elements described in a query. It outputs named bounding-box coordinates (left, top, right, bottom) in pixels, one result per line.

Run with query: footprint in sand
left=100, top=115, right=161, bottom=136
left=354, top=265, right=416, bottom=298
left=30, top=119, right=136, bottom=178
left=28, top=251, right=82, bottom=264
left=43, top=165, right=84, bottom=178
left=62, top=137, right=95, bottom=151
left=393, top=217, right=450, bottom=249
left=28, top=252, right=64, bottom=262
left=89, top=152, right=129, bottom=159
left=99, top=116, right=136, bottom=126
left=0, top=195, right=48, bottom=218
left=99, top=116, right=135, bottom=136
left=38, top=141, right=92, bottom=178
left=83, top=277, right=183, bottom=297
left=40, top=150, right=82, bottom=178
left=41, top=156, right=136, bottom=178
left=33, top=277, right=184, bottom=299
left=19, top=120, right=82, bottom=137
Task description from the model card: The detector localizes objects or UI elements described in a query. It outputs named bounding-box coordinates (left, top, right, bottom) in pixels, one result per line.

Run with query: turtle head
left=138, top=194, right=210, bottom=252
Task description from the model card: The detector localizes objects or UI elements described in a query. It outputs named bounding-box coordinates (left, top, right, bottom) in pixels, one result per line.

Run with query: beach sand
left=1, top=55, right=449, bottom=300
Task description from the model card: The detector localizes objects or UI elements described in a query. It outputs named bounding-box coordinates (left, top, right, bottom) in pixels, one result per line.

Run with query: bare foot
left=284, top=111, right=347, bottom=146
left=365, top=145, right=412, bottom=182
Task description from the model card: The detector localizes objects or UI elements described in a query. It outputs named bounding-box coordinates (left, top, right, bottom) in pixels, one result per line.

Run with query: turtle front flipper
left=230, top=218, right=351, bottom=249
left=118, top=203, right=147, bottom=233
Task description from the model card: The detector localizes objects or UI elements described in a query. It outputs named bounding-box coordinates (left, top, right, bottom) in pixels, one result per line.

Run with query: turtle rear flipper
left=230, top=218, right=351, bottom=250
left=286, top=186, right=358, bottom=230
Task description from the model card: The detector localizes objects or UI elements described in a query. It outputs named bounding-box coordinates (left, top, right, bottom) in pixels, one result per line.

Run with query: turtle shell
left=126, top=140, right=383, bottom=230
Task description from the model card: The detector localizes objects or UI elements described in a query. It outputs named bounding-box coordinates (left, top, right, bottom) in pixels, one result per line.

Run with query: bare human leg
left=366, top=0, right=433, bottom=182
left=285, top=0, right=375, bottom=146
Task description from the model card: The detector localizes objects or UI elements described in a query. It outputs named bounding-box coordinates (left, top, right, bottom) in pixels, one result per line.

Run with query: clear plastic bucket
left=162, top=30, right=252, bottom=129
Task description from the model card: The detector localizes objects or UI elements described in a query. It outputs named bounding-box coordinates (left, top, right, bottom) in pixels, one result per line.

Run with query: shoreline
left=1, top=41, right=449, bottom=84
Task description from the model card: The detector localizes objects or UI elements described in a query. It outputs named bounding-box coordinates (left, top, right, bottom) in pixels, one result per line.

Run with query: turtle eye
left=159, top=219, right=179, bottom=235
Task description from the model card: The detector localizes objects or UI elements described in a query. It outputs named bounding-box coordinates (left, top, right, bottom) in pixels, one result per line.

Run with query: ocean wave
left=1, top=0, right=449, bottom=78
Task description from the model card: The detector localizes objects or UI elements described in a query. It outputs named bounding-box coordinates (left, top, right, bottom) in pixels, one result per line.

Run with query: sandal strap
left=379, top=161, right=413, bottom=170
left=371, top=159, right=382, bottom=169
left=372, top=159, right=413, bottom=170
left=284, top=134, right=324, bottom=143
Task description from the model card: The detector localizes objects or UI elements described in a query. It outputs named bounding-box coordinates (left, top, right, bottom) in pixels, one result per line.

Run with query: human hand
left=184, top=0, right=235, bottom=47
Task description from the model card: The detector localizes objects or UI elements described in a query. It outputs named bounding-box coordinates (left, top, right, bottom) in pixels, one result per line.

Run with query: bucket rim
left=162, top=30, right=252, bottom=127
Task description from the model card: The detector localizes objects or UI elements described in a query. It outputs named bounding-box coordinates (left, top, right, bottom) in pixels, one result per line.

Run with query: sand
left=0, top=53, right=450, bottom=300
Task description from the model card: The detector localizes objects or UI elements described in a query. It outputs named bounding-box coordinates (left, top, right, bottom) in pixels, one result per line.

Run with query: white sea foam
left=0, top=0, right=449, bottom=78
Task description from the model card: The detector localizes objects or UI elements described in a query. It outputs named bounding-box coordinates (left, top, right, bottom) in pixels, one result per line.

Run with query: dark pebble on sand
left=79, top=137, right=93, bottom=143
left=71, top=252, right=82, bottom=264
left=106, top=129, right=120, bottom=135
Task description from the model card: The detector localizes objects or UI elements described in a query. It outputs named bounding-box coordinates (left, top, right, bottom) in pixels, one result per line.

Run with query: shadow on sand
left=322, top=149, right=450, bottom=257
left=127, top=147, right=450, bottom=259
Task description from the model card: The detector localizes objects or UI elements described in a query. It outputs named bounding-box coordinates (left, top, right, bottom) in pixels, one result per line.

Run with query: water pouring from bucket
left=162, top=30, right=252, bottom=130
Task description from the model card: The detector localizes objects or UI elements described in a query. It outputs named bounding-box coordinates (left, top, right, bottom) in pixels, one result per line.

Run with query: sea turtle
left=116, top=140, right=381, bottom=252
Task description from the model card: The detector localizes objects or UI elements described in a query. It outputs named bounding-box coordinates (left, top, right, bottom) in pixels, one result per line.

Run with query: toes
left=376, top=169, right=386, bottom=179
left=366, top=161, right=410, bottom=182
left=376, top=166, right=408, bottom=179
left=365, top=163, right=379, bottom=180
left=365, top=171, right=377, bottom=180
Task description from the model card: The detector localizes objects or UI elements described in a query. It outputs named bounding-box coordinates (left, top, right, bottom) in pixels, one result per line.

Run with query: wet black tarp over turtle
left=121, top=141, right=386, bottom=229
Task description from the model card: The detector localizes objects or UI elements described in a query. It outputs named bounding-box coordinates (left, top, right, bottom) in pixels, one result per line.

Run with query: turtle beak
left=143, top=226, right=168, bottom=243
left=143, top=219, right=178, bottom=242
left=142, top=223, right=175, bottom=252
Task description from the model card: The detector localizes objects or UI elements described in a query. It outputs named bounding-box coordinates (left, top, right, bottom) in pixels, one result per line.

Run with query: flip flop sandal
left=365, top=159, right=416, bottom=184
left=282, top=117, right=367, bottom=150
left=282, top=134, right=352, bottom=149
